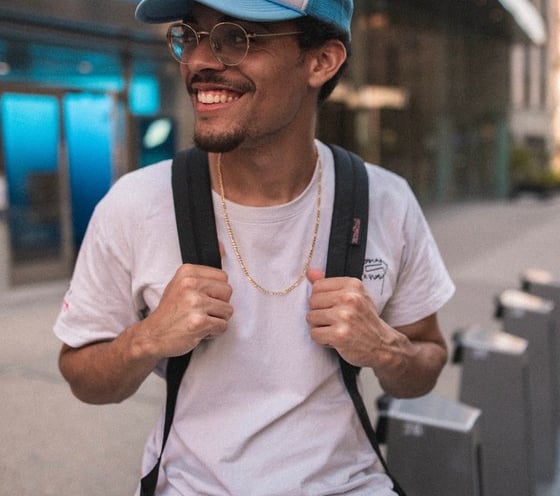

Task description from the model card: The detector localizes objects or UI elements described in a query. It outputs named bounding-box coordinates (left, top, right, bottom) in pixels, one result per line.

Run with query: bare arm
left=58, top=264, right=233, bottom=404
left=372, top=313, right=447, bottom=398
left=307, top=272, right=448, bottom=398
left=58, top=328, right=160, bottom=405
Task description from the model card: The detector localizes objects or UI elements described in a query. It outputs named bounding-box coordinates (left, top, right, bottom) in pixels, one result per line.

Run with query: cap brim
left=136, top=0, right=305, bottom=24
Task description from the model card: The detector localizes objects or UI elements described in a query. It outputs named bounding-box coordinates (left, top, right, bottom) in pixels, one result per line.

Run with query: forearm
left=372, top=330, right=448, bottom=399
left=58, top=321, right=161, bottom=405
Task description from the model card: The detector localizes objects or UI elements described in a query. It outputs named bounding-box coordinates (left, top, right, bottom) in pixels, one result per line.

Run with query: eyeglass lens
left=168, top=23, right=250, bottom=66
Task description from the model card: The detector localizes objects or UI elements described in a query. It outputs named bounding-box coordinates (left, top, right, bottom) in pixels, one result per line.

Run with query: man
left=54, top=1, right=455, bottom=495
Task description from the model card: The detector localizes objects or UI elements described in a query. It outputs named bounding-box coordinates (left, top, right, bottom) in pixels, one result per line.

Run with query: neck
left=216, top=145, right=323, bottom=296
left=209, top=140, right=319, bottom=207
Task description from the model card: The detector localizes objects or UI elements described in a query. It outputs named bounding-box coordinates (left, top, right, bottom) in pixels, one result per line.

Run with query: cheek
left=251, top=81, right=303, bottom=127
left=179, top=64, right=189, bottom=81
left=256, top=65, right=309, bottom=108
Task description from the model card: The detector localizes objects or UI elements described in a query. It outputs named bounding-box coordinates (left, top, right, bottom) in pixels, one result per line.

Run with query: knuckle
left=335, top=325, right=352, bottom=344
left=180, top=275, right=198, bottom=289
left=306, top=310, right=316, bottom=324
left=177, top=263, right=195, bottom=277
left=188, top=311, right=208, bottom=331
left=336, top=307, right=354, bottom=325
left=224, top=283, right=234, bottom=300
left=340, top=290, right=362, bottom=307
left=184, top=290, right=205, bottom=309
left=347, top=277, right=362, bottom=289
left=225, top=304, right=234, bottom=319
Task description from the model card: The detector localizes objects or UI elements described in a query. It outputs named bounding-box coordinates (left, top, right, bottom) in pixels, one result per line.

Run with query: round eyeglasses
left=167, top=22, right=304, bottom=67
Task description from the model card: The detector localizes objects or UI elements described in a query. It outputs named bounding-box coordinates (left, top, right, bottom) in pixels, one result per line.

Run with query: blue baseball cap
left=135, top=0, right=353, bottom=35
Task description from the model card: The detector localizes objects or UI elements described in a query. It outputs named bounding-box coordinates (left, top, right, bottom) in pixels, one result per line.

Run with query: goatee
left=193, top=130, right=245, bottom=153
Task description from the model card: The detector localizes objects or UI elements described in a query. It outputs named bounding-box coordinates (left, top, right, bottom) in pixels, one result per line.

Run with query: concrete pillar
left=0, top=174, right=10, bottom=292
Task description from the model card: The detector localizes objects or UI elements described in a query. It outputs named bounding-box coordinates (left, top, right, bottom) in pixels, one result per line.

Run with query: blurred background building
left=0, top=0, right=556, bottom=289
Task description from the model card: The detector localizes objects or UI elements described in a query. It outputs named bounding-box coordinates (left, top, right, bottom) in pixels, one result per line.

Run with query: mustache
left=187, top=71, right=255, bottom=94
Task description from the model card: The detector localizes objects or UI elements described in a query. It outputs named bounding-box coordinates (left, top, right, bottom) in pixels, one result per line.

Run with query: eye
left=219, top=26, right=248, bottom=48
left=182, top=30, right=198, bottom=47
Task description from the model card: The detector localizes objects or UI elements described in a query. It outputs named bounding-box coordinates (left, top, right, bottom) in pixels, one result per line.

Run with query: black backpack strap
left=172, top=148, right=221, bottom=269
left=325, top=144, right=369, bottom=279
left=140, top=148, right=220, bottom=496
left=326, top=144, right=407, bottom=496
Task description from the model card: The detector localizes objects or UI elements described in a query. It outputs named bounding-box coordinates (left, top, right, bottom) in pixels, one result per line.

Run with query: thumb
left=307, top=268, right=326, bottom=284
left=219, top=241, right=226, bottom=259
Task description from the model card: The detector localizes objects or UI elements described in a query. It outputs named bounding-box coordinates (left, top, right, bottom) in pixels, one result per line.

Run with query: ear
left=307, top=39, right=347, bottom=90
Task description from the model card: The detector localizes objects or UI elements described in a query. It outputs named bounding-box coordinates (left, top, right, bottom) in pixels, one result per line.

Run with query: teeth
left=197, top=91, right=239, bottom=104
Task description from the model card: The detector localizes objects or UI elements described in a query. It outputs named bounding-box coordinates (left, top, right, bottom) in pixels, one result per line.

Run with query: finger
left=206, top=296, right=234, bottom=321
left=306, top=306, right=335, bottom=328
left=204, top=314, right=232, bottom=337
left=308, top=280, right=348, bottom=309
left=201, top=278, right=233, bottom=303
left=178, top=263, right=229, bottom=282
left=309, top=275, right=359, bottom=295
left=307, top=268, right=326, bottom=284
left=308, top=290, right=335, bottom=311
left=309, top=325, right=337, bottom=348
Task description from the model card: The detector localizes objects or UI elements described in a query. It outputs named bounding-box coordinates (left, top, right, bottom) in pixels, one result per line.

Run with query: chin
left=193, top=131, right=245, bottom=153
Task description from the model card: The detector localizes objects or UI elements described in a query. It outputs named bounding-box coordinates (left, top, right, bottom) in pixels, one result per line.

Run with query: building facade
left=0, top=0, right=186, bottom=286
left=319, top=0, right=548, bottom=203
left=505, top=0, right=559, bottom=191
left=0, top=0, right=549, bottom=288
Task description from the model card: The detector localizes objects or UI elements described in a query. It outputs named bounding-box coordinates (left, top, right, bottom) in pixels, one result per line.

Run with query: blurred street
left=1, top=194, right=560, bottom=496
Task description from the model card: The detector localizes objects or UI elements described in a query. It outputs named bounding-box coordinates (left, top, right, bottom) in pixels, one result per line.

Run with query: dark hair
left=293, top=16, right=352, bottom=104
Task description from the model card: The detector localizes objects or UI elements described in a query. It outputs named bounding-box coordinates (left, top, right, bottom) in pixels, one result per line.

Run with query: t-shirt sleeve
left=53, top=189, right=142, bottom=349
left=380, top=185, right=455, bottom=328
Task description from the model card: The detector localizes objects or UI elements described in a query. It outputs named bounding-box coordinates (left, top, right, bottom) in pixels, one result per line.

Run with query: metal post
left=496, top=289, right=557, bottom=483
left=454, top=325, right=533, bottom=495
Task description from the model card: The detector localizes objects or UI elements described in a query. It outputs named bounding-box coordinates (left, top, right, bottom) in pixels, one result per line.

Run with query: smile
left=197, top=90, right=240, bottom=104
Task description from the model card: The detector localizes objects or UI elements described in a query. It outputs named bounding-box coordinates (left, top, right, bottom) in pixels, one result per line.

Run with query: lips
left=197, top=90, right=241, bottom=104
left=189, top=74, right=253, bottom=107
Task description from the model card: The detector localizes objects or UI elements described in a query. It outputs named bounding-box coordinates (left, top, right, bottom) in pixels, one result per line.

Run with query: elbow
left=381, top=378, right=436, bottom=400
left=58, top=356, right=105, bottom=405
left=387, top=376, right=439, bottom=400
left=61, top=372, right=130, bottom=405
left=68, top=384, right=119, bottom=406
left=64, top=378, right=129, bottom=405
left=58, top=344, right=130, bottom=405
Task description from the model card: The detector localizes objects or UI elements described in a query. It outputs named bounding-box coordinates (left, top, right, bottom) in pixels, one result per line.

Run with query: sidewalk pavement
left=0, top=283, right=165, bottom=495
left=1, top=195, right=559, bottom=496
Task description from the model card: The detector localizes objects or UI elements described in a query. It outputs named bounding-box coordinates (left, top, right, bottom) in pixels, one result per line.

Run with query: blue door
left=64, top=92, right=114, bottom=249
left=1, top=90, right=114, bottom=284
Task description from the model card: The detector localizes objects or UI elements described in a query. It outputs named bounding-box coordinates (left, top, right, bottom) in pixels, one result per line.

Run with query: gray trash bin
left=522, top=267, right=560, bottom=424
left=376, top=393, right=483, bottom=496
left=454, top=325, right=533, bottom=496
left=522, top=268, right=560, bottom=306
left=496, top=288, right=557, bottom=483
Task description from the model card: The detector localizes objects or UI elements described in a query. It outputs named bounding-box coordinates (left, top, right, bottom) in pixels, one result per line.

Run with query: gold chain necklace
left=217, top=151, right=322, bottom=296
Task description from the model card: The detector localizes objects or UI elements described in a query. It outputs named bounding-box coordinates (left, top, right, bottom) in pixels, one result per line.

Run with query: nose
left=187, top=34, right=225, bottom=71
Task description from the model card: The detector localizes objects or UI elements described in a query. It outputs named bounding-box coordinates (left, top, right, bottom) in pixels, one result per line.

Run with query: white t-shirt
left=54, top=141, right=454, bottom=496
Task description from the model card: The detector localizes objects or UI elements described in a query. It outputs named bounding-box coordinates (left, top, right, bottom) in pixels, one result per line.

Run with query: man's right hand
left=139, top=263, right=233, bottom=360
left=58, top=263, right=233, bottom=405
